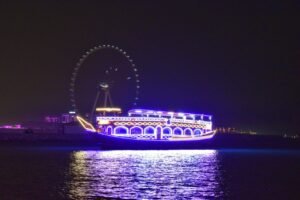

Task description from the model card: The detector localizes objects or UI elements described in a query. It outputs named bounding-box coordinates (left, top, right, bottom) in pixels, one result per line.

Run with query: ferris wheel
left=70, top=44, right=140, bottom=118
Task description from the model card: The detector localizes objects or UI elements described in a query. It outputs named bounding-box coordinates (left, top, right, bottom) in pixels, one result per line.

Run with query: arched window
left=173, top=127, right=183, bottom=135
left=184, top=128, right=192, bottom=136
left=114, top=126, right=128, bottom=134
left=130, top=126, right=143, bottom=135
left=194, top=129, right=202, bottom=136
left=162, top=127, right=172, bottom=135
left=144, top=126, right=155, bottom=134
left=106, top=126, right=113, bottom=135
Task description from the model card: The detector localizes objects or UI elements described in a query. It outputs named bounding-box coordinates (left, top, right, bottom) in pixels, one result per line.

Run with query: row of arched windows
left=107, top=126, right=203, bottom=136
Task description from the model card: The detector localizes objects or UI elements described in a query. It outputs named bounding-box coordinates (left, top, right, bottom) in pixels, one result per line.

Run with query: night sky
left=0, top=1, right=299, bottom=135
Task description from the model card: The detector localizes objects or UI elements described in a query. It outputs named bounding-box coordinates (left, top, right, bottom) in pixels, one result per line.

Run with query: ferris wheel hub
left=99, top=82, right=110, bottom=89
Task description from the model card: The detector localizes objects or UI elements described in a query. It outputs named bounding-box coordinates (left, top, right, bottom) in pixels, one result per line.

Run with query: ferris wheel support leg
left=107, top=90, right=114, bottom=107
left=90, top=90, right=101, bottom=122
left=104, top=90, right=108, bottom=108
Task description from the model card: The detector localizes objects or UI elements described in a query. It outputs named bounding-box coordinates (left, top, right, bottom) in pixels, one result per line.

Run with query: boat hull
left=95, top=133, right=215, bottom=150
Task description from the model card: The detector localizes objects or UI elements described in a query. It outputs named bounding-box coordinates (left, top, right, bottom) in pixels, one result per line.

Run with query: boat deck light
left=96, top=107, right=122, bottom=113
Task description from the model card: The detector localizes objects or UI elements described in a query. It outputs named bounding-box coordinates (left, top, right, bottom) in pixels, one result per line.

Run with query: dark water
left=0, top=148, right=299, bottom=200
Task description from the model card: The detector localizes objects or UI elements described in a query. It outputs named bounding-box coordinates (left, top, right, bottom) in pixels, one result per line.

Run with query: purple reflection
left=68, top=150, right=223, bottom=199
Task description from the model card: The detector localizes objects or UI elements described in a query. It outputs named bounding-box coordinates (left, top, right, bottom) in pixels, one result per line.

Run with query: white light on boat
left=177, top=113, right=185, bottom=117
left=98, top=119, right=110, bottom=125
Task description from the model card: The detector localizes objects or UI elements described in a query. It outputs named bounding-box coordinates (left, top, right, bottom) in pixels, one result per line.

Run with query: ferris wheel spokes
left=70, top=44, right=140, bottom=121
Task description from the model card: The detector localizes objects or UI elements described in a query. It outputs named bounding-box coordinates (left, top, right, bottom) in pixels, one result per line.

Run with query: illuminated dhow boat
left=71, top=44, right=215, bottom=148
left=76, top=107, right=216, bottom=149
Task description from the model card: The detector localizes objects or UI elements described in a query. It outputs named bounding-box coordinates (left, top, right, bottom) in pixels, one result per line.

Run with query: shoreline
left=0, top=131, right=299, bottom=149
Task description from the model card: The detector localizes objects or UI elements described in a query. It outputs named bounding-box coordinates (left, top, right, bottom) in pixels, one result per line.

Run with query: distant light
left=0, top=124, right=22, bottom=129
left=69, top=111, right=76, bottom=114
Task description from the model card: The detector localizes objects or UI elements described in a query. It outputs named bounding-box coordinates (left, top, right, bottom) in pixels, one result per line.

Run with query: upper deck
left=96, top=109, right=213, bottom=130
left=128, top=109, right=212, bottom=121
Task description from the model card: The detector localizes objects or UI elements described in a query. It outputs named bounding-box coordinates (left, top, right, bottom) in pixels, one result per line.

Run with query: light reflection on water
left=68, top=150, right=223, bottom=199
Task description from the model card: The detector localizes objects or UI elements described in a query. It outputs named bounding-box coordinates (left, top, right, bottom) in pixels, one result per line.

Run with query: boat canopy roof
left=96, top=107, right=122, bottom=113
left=128, top=109, right=212, bottom=120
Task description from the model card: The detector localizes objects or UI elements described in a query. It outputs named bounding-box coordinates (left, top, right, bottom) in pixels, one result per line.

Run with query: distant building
left=216, top=127, right=257, bottom=135
left=45, top=113, right=76, bottom=124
